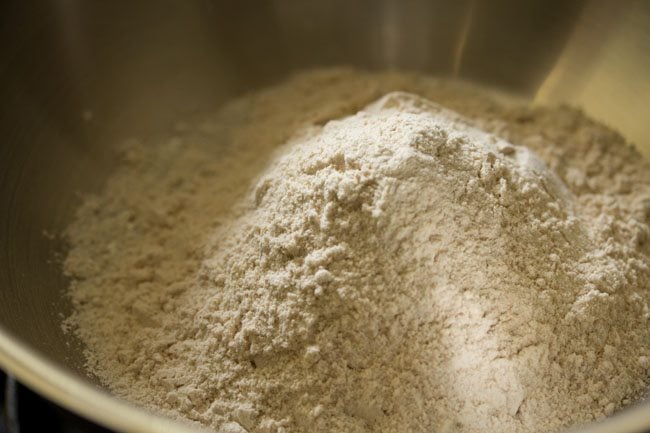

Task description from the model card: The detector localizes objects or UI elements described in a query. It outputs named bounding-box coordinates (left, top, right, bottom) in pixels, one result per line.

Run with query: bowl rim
left=0, top=325, right=206, bottom=433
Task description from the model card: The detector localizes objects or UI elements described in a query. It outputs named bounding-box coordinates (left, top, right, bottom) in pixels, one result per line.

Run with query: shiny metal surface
left=0, top=1, right=648, bottom=432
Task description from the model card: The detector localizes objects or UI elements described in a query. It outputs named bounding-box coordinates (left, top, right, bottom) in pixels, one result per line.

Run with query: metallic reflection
left=0, top=1, right=648, bottom=432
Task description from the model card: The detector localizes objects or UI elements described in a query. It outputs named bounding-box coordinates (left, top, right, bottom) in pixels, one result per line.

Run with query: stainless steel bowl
left=0, top=1, right=648, bottom=432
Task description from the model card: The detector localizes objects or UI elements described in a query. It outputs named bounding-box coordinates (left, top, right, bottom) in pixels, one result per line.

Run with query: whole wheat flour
left=63, top=69, right=650, bottom=433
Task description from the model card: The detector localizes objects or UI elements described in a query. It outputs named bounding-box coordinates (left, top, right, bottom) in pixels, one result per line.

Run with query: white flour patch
left=64, top=69, right=650, bottom=433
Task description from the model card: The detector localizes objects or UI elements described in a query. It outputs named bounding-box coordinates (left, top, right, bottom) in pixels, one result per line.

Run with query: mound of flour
left=64, top=69, right=650, bottom=433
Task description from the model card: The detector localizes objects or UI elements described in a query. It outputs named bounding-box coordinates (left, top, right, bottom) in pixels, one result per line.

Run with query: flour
left=63, top=68, right=650, bottom=433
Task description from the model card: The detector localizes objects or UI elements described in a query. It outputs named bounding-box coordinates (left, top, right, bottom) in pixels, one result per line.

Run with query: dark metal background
left=0, top=1, right=648, bottom=432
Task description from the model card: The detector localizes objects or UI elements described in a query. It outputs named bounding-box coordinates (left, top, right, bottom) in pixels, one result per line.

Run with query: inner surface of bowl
left=0, top=1, right=649, bottom=432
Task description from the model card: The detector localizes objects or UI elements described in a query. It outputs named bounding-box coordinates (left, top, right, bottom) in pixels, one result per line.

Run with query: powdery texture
left=64, top=69, right=650, bottom=433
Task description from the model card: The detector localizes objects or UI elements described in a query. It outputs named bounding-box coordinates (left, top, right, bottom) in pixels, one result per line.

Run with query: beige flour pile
left=63, top=69, right=650, bottom=433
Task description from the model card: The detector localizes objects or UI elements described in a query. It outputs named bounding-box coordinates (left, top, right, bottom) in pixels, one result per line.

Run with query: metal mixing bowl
left=0, top=1, right=649, bottom=432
